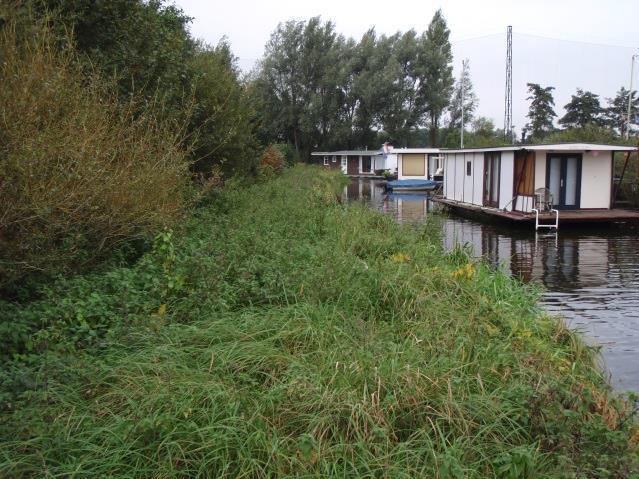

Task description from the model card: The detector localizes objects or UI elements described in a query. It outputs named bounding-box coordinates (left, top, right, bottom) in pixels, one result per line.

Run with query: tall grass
left=1, top=166, right=637, bottom=477
left=0, top=18, right=190, bottom=287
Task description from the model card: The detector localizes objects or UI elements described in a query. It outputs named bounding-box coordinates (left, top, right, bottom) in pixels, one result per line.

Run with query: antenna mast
left=460, top=59, right=468, bottom=148
left=504, top=25, right=513, bottom=143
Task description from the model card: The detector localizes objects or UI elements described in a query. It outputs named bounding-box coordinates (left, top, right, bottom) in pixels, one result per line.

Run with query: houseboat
left=310, top=144, right=397, bottom=176
left=395, top=148, right=444, bottom=181
left=436, top=143, right=639, bottom=227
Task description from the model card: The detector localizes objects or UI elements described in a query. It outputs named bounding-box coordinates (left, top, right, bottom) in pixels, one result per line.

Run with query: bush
left=187, top=42, right=259, bottom=178
left=258, top=144, right=285, bottom=175
left=273, top=142, right=300, bottom=166
left=0, top=19, right=190, bottom=288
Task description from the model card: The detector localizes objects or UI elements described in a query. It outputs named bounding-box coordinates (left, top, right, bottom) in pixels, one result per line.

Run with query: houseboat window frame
left=332, top=155, right=337, bottom=163
left=341, top=155, right=347, bottom=167
left=466, top=160, right=472, bottom=176
left=323, top=156, right=329, bottom=166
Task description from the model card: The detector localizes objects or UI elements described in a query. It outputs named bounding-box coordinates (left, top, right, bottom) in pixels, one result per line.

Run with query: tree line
left=523, top=83, right=638, bottom=143
left=252, top=12, right=456, bottom=157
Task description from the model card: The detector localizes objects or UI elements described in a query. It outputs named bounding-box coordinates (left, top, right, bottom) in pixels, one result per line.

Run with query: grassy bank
left=1, top=166, right=637, bottom=478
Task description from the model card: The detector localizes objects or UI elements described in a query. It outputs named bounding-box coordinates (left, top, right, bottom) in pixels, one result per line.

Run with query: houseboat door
left=483, top=152, right=501, bottom=207
left=361, top=156, right=372, bottom=173
left=546, top=154, right=582, bottom=209
left=347, top=156, right=359, bottom=175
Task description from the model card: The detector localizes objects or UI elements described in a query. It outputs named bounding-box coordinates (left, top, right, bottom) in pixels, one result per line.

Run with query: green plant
left=0, top=17, right=190, bottom=287
left=1, top=166, right=636, bottom=478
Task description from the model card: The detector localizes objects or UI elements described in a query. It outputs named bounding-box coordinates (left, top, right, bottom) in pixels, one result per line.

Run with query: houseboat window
left=332, top=156, right=337, bottom=162
left=466, top=160, right=472, bottom=176
left=323, top=156, right=329, bottom=165
left=341, top=156, right=347, bottom=166
left=402, top=154, right=425, bottom=176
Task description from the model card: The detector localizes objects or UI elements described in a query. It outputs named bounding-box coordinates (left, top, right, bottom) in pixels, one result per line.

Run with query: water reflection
left=345, top=178, right=639, bottom=392
left=343, top=178, right=439, bottom=223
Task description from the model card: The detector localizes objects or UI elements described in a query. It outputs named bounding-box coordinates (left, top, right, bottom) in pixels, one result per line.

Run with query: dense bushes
left=187, top=42, right=258, bottom=177
left=0, top=0, right=264, bottom=288
left=25, top=0, right=258, bottom=178
left=0, top=20, right=190, bottom=287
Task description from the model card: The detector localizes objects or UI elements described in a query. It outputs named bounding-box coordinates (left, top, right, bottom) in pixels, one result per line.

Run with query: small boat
left=385, top=179, right=438, bottom=192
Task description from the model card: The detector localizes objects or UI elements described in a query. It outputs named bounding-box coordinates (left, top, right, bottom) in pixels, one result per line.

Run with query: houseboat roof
left=311, top=150, right=383, bottom=156
left=441, top=143, right=638, bottom=153
left=392, top=148, right=441, bottom=154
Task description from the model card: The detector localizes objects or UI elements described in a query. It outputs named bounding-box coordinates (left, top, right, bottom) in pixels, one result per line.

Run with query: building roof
left=441, top=143, right=638, bottom=153
left=310, top=150, right=383, bottom=156
left=311, top=143, right=637, bottom=156
left=392, top=148, right=441, bottom=154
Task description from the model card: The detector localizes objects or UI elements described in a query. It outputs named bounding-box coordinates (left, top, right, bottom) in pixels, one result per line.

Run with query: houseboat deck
left=432, top=197, right=639, bottom=225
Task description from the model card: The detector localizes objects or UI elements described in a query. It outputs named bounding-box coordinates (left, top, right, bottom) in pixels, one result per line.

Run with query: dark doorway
left=361, top=156, right=372, bottom=173
left=483, top=152, right=501, bottom=207
left=347, top=156, right=359, bottom=175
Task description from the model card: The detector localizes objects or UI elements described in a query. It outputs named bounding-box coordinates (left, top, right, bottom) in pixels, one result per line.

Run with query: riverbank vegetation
left=0, top=2, right=259, bottom=289
left=1, top=166, right=637, bottom=477
left=1, top=2, right=638, bottom=475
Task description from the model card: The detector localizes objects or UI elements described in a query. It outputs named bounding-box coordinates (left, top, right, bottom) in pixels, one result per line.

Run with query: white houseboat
left=311, top=144, right=398, bottom=176
left=437, top=143, right=639, bottom=227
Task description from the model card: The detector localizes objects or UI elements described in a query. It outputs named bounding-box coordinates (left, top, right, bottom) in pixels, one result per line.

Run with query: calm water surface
left=344, top=178, right=639, bottom=392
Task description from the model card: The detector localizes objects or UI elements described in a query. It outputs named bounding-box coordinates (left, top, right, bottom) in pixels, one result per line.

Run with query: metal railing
left=531, top=207, right=559, bottom=230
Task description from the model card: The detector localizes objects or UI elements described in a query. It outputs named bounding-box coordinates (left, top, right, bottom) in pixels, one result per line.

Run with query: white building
left=310, top=144, right=398, bottom=176
left=441, top=143, right=637, bottom=211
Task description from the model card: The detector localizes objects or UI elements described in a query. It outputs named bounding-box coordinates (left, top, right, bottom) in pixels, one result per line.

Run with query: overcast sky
left=176, top=0, right=638, bottom=137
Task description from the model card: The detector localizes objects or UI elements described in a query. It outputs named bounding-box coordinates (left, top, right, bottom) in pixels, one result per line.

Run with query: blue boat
left=385, top=179, right=438, bottom=192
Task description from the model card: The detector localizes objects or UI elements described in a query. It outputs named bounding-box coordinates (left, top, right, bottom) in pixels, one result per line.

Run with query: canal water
left=344, top=178, right=639, bottom=392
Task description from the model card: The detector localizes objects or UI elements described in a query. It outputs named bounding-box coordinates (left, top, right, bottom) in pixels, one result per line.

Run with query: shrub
left=259, top=144, right=285, bottom=175
left=0, top=19, right=190, bottom=288
left=273, top=142, right=300, bottom=166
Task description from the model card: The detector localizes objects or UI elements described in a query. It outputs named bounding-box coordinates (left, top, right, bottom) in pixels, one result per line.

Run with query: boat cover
left=386, top=179, right=437, bottom=189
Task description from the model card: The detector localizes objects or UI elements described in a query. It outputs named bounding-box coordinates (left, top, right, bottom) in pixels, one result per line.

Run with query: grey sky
left=177, top=0, right=638, bottom=137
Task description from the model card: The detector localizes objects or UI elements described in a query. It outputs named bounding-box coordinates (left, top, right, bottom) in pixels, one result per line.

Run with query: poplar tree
left=421, top=10, right=454, bottom=147
left=448, top=61, right=478, bottom=130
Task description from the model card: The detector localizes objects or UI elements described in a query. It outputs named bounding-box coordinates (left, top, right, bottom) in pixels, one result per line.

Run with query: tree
left=447, top=60, right=478, bottom=130
left=349, top=30, right=396, bottom=148
left=421, top=10, right=454, bottom=146
left=377, top=30, right=425, bottom=146
left=559, top=88, right=605, bottom=129
left=30, top=0, right=258, bottom=177
left=604, top=87, right=639, bottom=136
left=524, top=83, right=556, bottom=140
left=254, top=17, right=344, bottom=158
left=188, top=41, right=258, bottom=177
left=34, top=0, right=195, bottom=106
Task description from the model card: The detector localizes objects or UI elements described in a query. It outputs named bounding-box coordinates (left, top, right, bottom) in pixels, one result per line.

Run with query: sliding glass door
left=546, top=154, right=582, bottom=209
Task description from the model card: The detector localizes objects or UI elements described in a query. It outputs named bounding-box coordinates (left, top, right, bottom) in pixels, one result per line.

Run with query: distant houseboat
left=437, top=143, right=639, bottom=227
left=310, top=144, right=397, bottom=176
left=394, top=148, right=444, bottom=181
